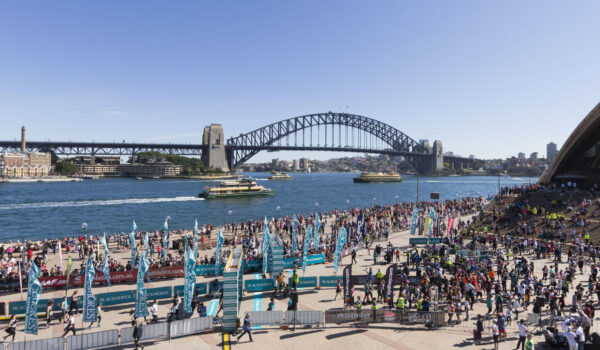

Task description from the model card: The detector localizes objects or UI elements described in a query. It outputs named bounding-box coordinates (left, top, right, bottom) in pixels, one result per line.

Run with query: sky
left=1, top=1, right=599, bottom=162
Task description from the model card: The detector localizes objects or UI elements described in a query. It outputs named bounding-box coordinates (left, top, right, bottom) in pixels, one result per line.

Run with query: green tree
left=55, top=160, right=78, bottom=176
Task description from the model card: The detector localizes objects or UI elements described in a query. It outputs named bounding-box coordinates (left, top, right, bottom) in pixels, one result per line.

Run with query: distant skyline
left=1, top=1, right=599, bottom=162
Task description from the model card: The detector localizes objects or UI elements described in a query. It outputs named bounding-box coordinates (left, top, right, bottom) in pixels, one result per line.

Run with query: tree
left=55, top=160, right=77, bottom=176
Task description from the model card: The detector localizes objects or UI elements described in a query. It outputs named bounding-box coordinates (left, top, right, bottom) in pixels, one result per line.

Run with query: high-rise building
left=530, top=152, right=538, bottom=160
left=300, top=158, right=309, bottom=169
left=518, top=152, right=526, bottom=160
left=292, top=159, right=299, bottom=171
left=547, top=142, right=558, bottom=163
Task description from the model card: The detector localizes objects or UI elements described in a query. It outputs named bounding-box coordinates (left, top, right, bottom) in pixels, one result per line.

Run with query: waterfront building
left=300, top=158, right=309, bottom=170
left=0, top=152, right=51, bottom=178
left=116, top=162, right=181, bottom=177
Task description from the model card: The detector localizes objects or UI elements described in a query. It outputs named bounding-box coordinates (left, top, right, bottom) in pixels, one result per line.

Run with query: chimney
left=21, top=126, right=26, bottom=153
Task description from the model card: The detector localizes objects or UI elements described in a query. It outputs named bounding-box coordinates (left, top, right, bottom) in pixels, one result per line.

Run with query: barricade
left=169, top=316, right=213, bottom=338
left=121, top=322, right=168, bottom=344
left=285, top=310, right=323, bottom=326
left=248, top=311, right=284, bottom=326
left=8, top=337, right=63, bottom=350
left=66, top=329, right=118, bottom=350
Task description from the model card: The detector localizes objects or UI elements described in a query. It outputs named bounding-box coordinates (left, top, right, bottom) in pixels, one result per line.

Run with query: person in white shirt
left=564, top=327, right=578, bottom=350
left=151, top=300, right=159, bottom=323
left=491, top=320, right=499, bottom=349
left=575, top=323, right=585, bottom=349
left=516, top=320, right=527, bottom=350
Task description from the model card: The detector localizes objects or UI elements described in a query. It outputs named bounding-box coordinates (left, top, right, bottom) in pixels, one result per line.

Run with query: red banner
left=447, top=218, right=454, bottom=237
left=38, top=266, right=184, bottom=289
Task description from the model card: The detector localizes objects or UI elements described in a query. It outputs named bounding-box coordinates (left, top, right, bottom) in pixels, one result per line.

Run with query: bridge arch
left=226, top=112, right=424, bottom=169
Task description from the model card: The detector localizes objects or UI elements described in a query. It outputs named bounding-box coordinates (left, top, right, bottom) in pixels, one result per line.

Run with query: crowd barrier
left=66, top=329, right=118, bottom=350
left=121, top=322, right=168, bottom=344
left=169, top=316, right=213, bottom=338
left=8, top=337, right=63, bottom=350
left=286, top=310, right=324, bottom=326
left=248, top=311, right=284, bottom=326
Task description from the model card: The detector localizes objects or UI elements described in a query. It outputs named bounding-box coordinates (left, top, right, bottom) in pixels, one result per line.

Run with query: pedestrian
left=525, top=333, right=534, bottom=350
left=237, top=313, right=253, bottom=342
left=62, top=313, right=76, bottom=337
left=46, top=300, right=54, bottom=328
left=516, top=319, right=527, bottom=350
left=3, top=315, right=16, bottom=342
left=89, top=303, right=102, bottom=328
left=151, top=300, right=159, bottom=323
left=474, top=314, right=483, bottom=344
left=351, top=249, right=357, bottom=264
left=61, top=297, right=69, bottom=323
left=334, top=279, right=342, bottom=300
left=491, top=319, right=499, bottom=349
left=267, top=298, right=275, bottom=311
left=69, top=291, right=79, bottom=315
left=132, top=315, right=144, bottom=349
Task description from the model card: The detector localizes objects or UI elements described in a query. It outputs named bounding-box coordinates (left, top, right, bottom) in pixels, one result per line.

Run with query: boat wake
left=0, top=196, right=204, bottom=210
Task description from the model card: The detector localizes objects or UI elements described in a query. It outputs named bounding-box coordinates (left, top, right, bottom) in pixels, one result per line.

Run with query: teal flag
left=302, top=225, right=313, bottom=273
left=82, top=256, right=97, bottom=322
left=314, top=213, right=320, bottom=249
left=183, top=248, right=196, bottom=313
left=24, top=262, right=42, bottom=335
left=333, top=227, right=347, bottom=274
left=292, top=216, right=298, bottom=252
left=215, top=228, right=224, bottom=275
left=162, top=218, right=169, bottom=263
left=135, top=253, right=149, bottom=317
left=193, top=218, right=198, bottom=259
left=410, top=206, right=418, bottom=235
left=427, top=207, right=436, bottom=237
left=101, top=233, right=111, bottom=287
left=144, top=232, right=149, bottom=257
left=262, top=218, right=270, bottom=275
left=129, top=223, right=136, bottom=265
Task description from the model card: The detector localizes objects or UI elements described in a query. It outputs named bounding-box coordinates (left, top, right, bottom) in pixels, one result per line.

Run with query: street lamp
left=82, top=222, right=88, bottom=236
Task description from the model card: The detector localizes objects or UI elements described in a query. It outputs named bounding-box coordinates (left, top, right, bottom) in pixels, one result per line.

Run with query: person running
left=46, top=300, right=54, bottom=328
left=69, top=291, right=79, bottom=315
left=61, top=297, right=69, bottom=323
left=334, top=279, right=342, bottom=300
left=151, top=300, right=159, bottom=323
left=237, top=313, right=253, bottom=342
left=62, top=313, right=76, bottom=337
left=88, top=303, right=102, bottom=328
left=3, top=315, right=16, bottom=342
left=267, top=298, right=275, bottom=311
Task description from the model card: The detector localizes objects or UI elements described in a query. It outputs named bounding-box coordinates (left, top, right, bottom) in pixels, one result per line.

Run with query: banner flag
left=343, top=264, right=352, bottom=304
left=409, top=206, right=418, bottom=235
left=215, top=228, right=225, bottom=275
left=184, top=248, right=196, bottom=313
left=292, top=216, right=298, bottom=252
left=184, top=232, right=188, bottom=256
left=135, top=253, right=150, bottom=317
left=24, top=261, right=42, bottom=334
left=144, top=232, right=149, bottom=257
left=130, top=221, right=137, bottom=265
left=427, top=207, right=436, bottom=237
left=162, top=218, right=169, bottom=264
left=333, top=227, right=347, bottom=274
left=447, top=217, right=454, bottom=237
left=65, top=257, right=72, bottom=291
left=314, top=213, right=320, bottom=249
left=356, top=213, right=363, bottom=238
left=101, top=233, right=111, bottom=287
left=193, top=218, right=199, bottom=259
left=82, top=256, right=97, bottom=323
left=58, top=240, right=63, bottom=270
left=384, top=264, right=397, bottom=302
left=262, top=218, right=271, bottom=275
left=302, top=225, right=312, bottom=273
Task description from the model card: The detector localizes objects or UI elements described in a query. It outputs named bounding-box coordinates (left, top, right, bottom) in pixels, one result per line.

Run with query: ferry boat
left=198, top=177, right=274, bottom=199
left=268, top=171, right=293, bottom=180
left=353, top=172, right=403, bottom=183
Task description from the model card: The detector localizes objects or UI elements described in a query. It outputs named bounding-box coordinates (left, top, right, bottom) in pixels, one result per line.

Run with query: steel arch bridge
left=225, top=112, right=426, bottom=169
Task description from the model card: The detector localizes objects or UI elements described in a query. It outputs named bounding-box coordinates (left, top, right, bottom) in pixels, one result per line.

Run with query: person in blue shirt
left=267, top=298, right=275, bottom=311
left=422, top=298, right=430, bottom=311
left=237, top=314, right=253, bottom=343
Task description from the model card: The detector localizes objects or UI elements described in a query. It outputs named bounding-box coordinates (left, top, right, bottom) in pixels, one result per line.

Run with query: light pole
left=82, top=222, right=88, bottom=236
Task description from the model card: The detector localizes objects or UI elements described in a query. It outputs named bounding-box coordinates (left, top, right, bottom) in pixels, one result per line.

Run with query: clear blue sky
left=1, top=1, right=599, bottom=162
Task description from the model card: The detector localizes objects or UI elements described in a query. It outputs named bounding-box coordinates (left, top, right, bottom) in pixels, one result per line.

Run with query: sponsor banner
left=10, top=299, right=49, bottom=315
left=194, top=264, right=225, bottom=276
left=96, top=290, right=135, bottom=306
left=283, top=254, right=325, bottom=268
left=287, top=276, right=317, bottom=289
left=147, top=286, right=172, bottom=300
left=324, top=309, right=377, bottom=323
left=409, top=237, right=442, bottom=245
left=319, top=276, right=342, bottom=288
left=324, top=309, right=440, bottom=324
left=384, top=264, right=396, bottom=302
left=37, top=266, right=184, bottom=289
left=343, top=265, right=352, bottom=303
left=245, top=279, right=275, bottom=292
left=173, top=283, right=208, bottom=297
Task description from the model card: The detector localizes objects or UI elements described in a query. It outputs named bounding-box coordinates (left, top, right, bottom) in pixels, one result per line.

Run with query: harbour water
left=0, top=173, right=529, bottom=241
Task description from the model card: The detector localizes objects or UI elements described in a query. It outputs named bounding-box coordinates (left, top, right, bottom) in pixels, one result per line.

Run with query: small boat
left=199, top=177, right=274, bottom=199
left=135, top=176, right=143, bottom=180
left=353, top=172, right=403, bottom=183
left=268, top=171, right=293, bottom=180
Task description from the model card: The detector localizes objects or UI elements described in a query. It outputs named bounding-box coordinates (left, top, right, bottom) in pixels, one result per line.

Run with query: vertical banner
left=343, top=264, right=352, bottom=304
left=384, top=264, right=396, bottom=302
left=144, top=232, right=149, bottom=257
left=447, top=217, right=454, bottom=237
left=409, top=206, right=418, bottom=235
left=135, top=254, right=150, bottom=317
left=428, top=207, right=436, bottom=237
left=302, top=225, right=312, bottom=273
left=162, top=218, right=169, bottom=264
left=101, top=233, right=111, bottom=287
left=82, top=256, right=97, bottom=323
left=262, top=219, right=271, bottom=275
left=65, top=257, right=72, bottom=291
left=183, top=248, right=196, bottom=313
left=215, top=228, right=225, bottom=275
left=333, top=227, right=347, bottom=274
left=193, top=219, right=199, bottom=259
left=130, top=221, right=137, bottom=265
left=292, top=216, right=298, bottom=252
left=24, top=262, right=42, bottom=335
left=58, top=240, right=63, bottom=270
left=356, top=213, right=363, bottom=238
left=314, top=213, right=320, bottom=250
